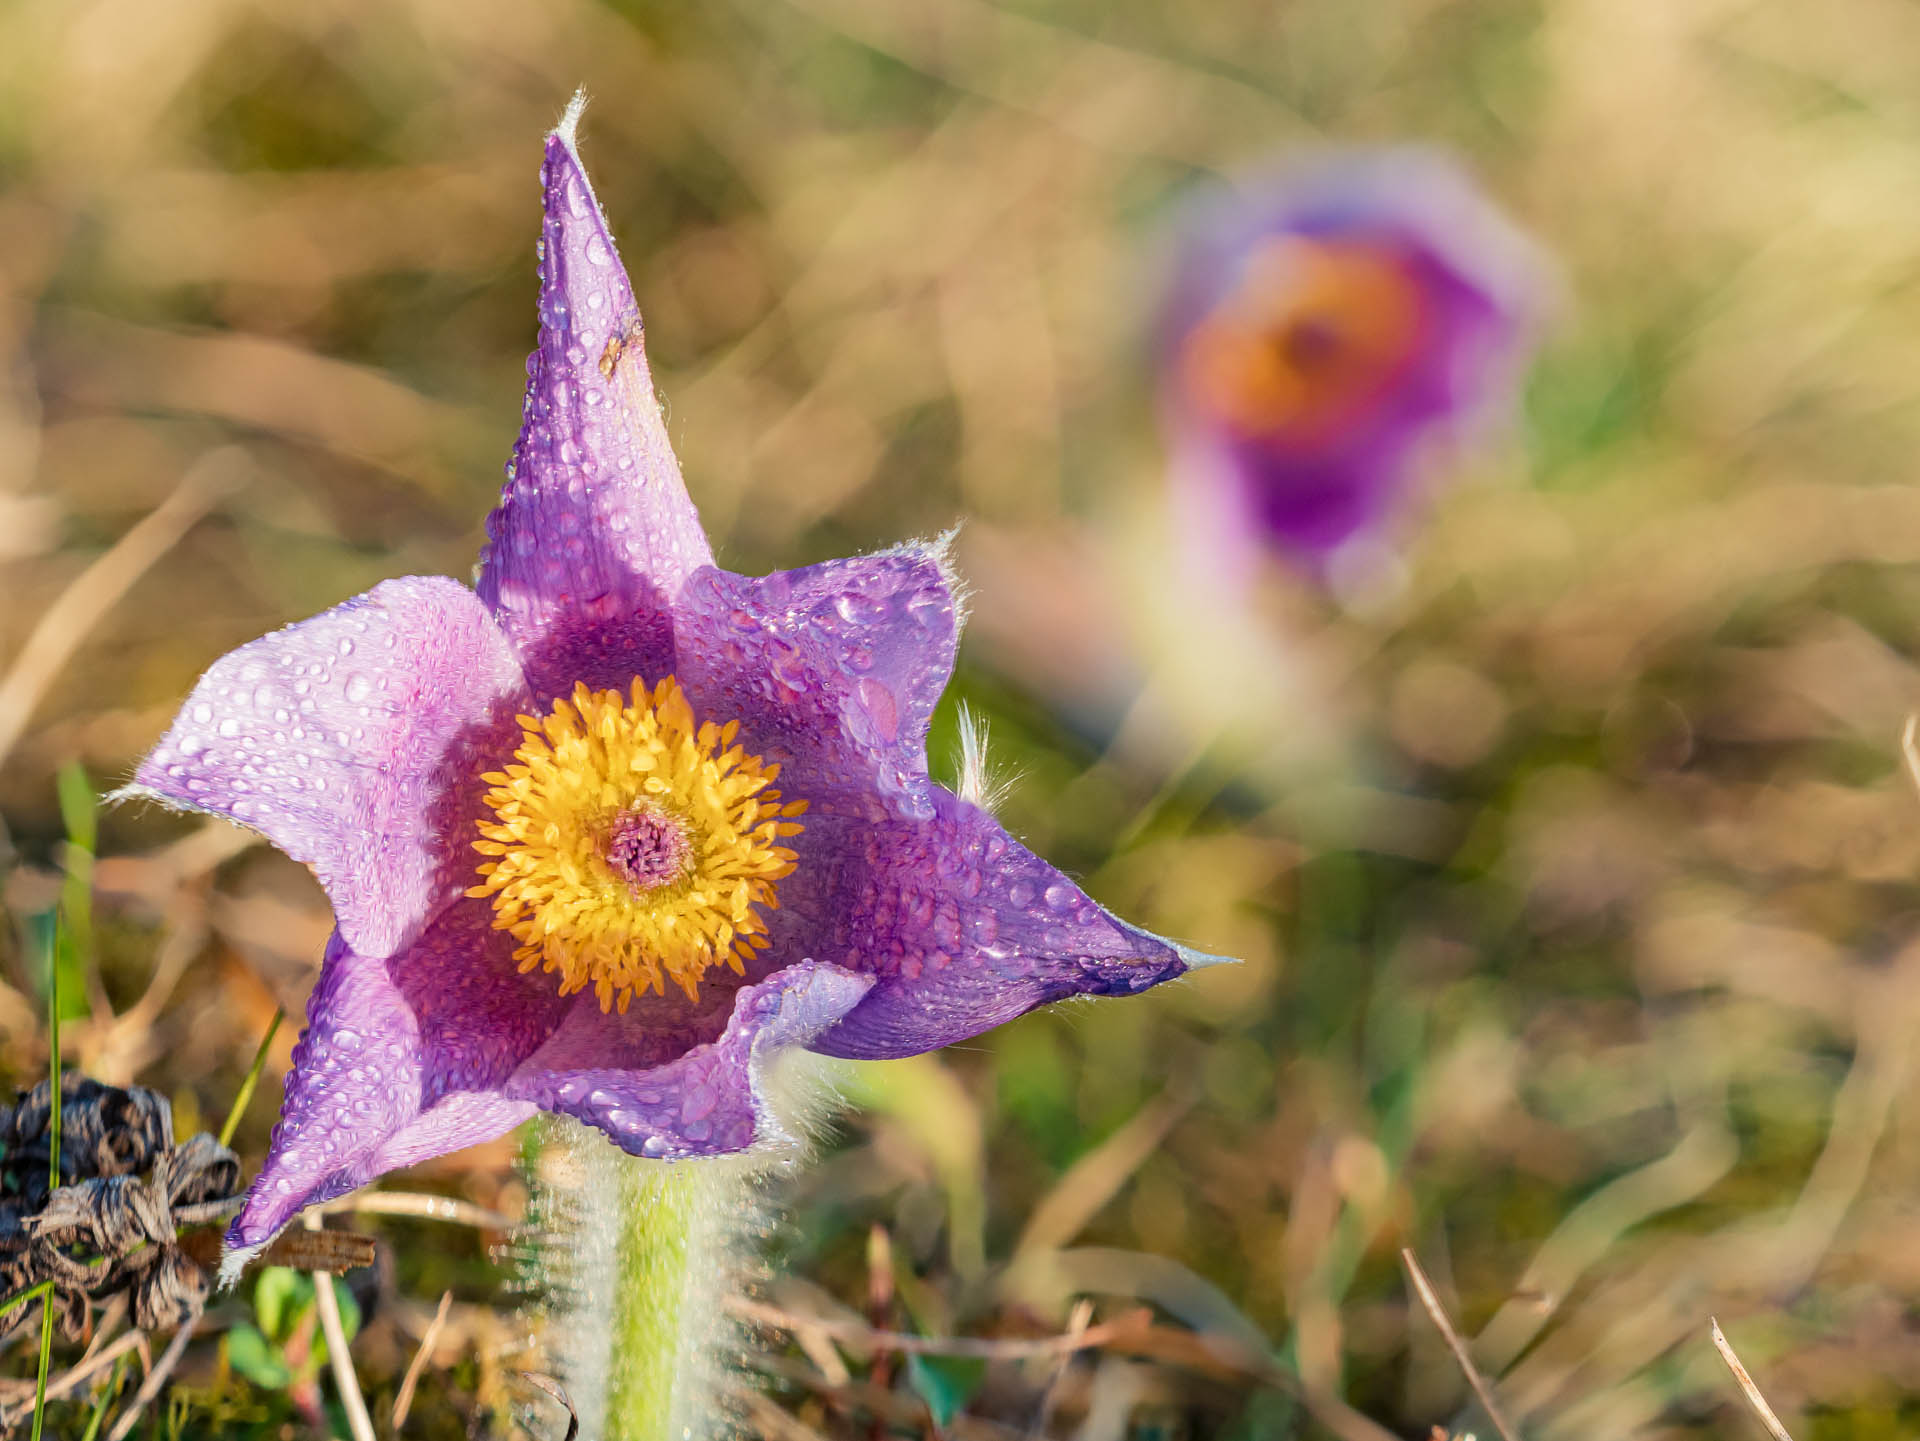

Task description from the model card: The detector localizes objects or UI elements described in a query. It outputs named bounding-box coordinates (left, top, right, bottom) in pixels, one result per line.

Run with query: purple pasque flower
left=124, top=97, right=1219, bottom=1267
left=1158, top=150, right=1544, bottom=579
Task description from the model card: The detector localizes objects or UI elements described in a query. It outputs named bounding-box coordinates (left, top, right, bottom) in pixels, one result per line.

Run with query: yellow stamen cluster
left=468, top=678, right=806, bottom=1013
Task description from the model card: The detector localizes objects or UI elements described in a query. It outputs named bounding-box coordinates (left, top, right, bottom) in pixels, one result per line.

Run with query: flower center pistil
left=1179, top=235, right=1429, bottom=445
left=468, top=678, right=806, bottom=1013
left=605, top=803, right=693, bottom=892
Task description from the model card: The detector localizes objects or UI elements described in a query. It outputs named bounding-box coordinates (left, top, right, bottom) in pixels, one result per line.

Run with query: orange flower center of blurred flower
left=1178, top=236, right=1430, bottom=446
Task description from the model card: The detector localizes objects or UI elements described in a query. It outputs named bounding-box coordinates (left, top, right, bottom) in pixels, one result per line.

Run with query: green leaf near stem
left=906, top=1353, right=988, bottom=1427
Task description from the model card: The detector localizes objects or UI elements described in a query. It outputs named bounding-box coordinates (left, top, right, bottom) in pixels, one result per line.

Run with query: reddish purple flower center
left=605, top=804, right=694, bottom=892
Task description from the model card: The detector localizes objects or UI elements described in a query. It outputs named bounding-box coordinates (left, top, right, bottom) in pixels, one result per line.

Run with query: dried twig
left=744, top=1352, right=1026, bottom=1441
left=727, top=1294, right=1154, bottom=1360
left=1709, top=1318, right=1796, bottom=1441
left=316, top=1191, right=514, bottom=1230
left=1025, top=1298, right=1092, bottom=1440
left=391, top=1288, right=452, bottom=1430
left=1902, top=714, right=1920, bottom=802
left=1401, top=1249, right=1521, bottom=1441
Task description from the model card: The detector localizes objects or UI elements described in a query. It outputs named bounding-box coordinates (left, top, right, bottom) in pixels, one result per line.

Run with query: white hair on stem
left=517, top=1050, right=847, bottom=1440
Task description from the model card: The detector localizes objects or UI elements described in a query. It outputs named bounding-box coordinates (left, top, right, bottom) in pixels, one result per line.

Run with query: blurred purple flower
left=1158, top=150, right=1544, bottom=580
left=126, top=99, right=1219, bottom=1266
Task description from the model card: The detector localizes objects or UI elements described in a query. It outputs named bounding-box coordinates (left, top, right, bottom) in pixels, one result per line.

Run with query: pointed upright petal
left=786, top=792, right=1194, bottom=1059
left=671, top=544, right=961, bottom=822
left=476, top=98, right=711, bottom=697
left=124, top=577, right=527, bottom=959
left=225, top=902, right=564, bottom=1258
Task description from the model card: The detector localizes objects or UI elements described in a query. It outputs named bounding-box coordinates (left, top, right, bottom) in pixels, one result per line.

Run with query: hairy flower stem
left=531, top=1119, right=756, bottom=1441
left=607, top=1158, right=699, bottom=1438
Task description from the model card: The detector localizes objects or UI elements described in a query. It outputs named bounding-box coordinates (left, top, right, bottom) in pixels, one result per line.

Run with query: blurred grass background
left=4, top=0, right=1920, bottom=1435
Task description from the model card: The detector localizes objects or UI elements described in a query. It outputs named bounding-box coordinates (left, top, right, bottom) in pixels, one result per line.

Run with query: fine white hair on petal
left=552, top=88, right=590, bottom=149
left=876, top=527, right=972, bottom=638
left=102, top=781, right=180, bottom=814
left=953, top=701, right=1015, bottom=816
left=924, top=524, right=971, bottom=634
left=216, top=1238, right=267, bottom=1291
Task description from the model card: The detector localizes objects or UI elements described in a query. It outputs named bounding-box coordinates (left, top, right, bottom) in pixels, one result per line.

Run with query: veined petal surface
left=129, top=576, right=527, bottom=959
left=504, top=960, right=873, bottom=1157
left=792, top=792, right=1192, bottom=1059
left=671, top=546, right=960, bottom=822
left=227, top=904, right=565, bottom=1254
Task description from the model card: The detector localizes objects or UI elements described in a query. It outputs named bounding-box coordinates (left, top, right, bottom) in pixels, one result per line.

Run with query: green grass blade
left=29, top=1280, right=53, bottom=1441
left=54, top=763, right=95, bottom=1024
left=0, top=1280, right=53, bottom=1324
left=31, top=905, right=64, bottom=1441
left=47, top=922, right=61, bottom=1197
left=77, top=1354, right=126, bottom=1441
left=220, top=1006, right=284, bottom=1150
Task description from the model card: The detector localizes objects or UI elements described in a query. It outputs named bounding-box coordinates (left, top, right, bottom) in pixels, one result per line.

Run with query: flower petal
left=223, top=902, right=565, bottom=1262
left=504, top=960, right=873, bottom=1157
left=126, top=576, right=527, bottom=959
left=671, top=544, right=961, bottom=821
left=790, top=793, right=1194, bottom=1059
left=476, top=101, right=711, bottom=697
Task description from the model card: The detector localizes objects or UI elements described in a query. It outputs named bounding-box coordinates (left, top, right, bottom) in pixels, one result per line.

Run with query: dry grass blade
left=0, top=463, right=236, bottom=770
left=0, top=1327, right=144, bottom=1405
left=1710, top=1319, right=1796, bottom=1441
left=311, top=1252, right=375, bottom=1441
left=1013, top=1090, right=1190, bottom=1257
left=739, top=1388, right=834, bottom=1441
left=391, top=1289, right=451, bottom=1430
left=1902, top=714, right=1920, bottom=802
left=1401, top=1249, right=1521, bottom=1441
left=103, top=1324, right=192, bottom=1441
left=1025, top=1298, right=1093, bottom=1440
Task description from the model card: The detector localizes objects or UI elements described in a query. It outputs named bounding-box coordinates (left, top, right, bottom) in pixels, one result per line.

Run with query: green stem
left=605, top=1157, right=702, bottom=1439
left=220, top=1007, right=285, bottom=1149
left=530, top=1120, right=750, bottom=1441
